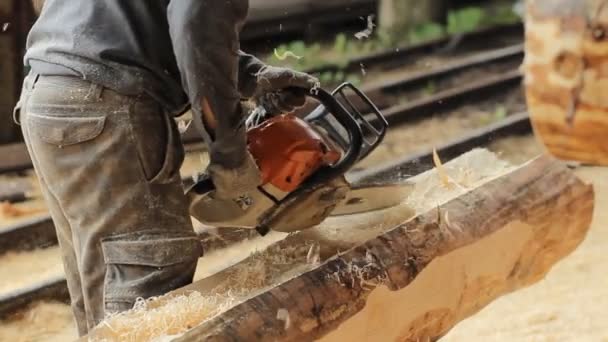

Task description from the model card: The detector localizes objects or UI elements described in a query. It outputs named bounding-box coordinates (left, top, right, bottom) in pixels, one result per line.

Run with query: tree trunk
left=525, top=0, right=608, bottom=165
left=85, top=150, right=594, bottom=341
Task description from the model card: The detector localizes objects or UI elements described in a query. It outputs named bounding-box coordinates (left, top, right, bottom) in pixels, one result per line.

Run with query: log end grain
left=524, top=0, right=608, bottom=165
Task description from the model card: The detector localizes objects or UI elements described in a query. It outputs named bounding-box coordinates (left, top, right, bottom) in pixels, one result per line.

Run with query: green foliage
left=486, top=3, right=521, bottom=25
left=447, top=7, right=486, bottom=35
left=409, top=22, right=444, bottom=44
left=263, top=2, right=522, bottom=87
left=423, top=81, right=437, bottom=96
left=493, top=105, right=508, bottom=120
left=333, top=33, right=348, bottom=54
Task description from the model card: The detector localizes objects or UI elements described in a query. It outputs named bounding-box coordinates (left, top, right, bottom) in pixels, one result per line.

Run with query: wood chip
left=432, top=148, right=454, bottom=189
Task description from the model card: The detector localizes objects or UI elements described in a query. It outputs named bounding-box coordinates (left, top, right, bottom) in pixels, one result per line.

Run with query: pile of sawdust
left=193, top=231, right=287, bottom=281
left=0, top=301, right=77, bottom=342
left=92, top=239, right=313, bottom=342
left=210, top=243, right=314, bottom=296
left=405, top=148, right=513, bottom=213
left=0, top=201, right=47, bottom=218
left=92, top=292, right=236, bottom=342
left=0, top=247, right=64, bottom=295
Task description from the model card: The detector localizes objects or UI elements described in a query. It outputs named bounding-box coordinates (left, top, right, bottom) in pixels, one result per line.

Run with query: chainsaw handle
left=293, top=87, right=364, bottom=189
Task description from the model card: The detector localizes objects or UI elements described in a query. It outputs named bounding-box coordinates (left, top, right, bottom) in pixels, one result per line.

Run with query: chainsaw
left=186, top=83, right=412, bottom=236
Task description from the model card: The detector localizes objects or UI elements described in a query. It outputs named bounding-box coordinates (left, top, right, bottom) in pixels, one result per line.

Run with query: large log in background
left=76, top=151, right=595, bottom=342
left=525, top=0, right=608, bottom=165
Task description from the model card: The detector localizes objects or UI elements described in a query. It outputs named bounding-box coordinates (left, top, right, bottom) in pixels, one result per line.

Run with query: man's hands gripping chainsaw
left=239, top=52, right=320, bottom=116
left=205, top=54, right=319, bottom=201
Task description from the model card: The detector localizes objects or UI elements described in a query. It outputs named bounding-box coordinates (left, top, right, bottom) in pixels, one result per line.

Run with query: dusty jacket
left=25, top=0, right=265, bottom=168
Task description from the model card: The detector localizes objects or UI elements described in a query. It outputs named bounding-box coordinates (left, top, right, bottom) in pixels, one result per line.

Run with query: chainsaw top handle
left=304, top=87, right=363, bottom=180
left=282, top=82, right=388, bottom=196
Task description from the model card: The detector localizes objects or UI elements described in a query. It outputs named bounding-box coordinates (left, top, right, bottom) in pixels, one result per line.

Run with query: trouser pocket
left=13, top=100, right=23, bottom=126
left=101, top=230, right=203, bottom=313
left=130, top=100, right=185, bottom=185
left=26, top=113, right=107, bottom=146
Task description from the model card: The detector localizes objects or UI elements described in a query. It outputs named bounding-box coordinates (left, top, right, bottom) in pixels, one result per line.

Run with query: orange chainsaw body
left=247, top=114, right=341, bottom=193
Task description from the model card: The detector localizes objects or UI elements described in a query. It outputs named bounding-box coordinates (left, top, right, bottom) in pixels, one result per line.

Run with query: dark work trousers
left=14, top=73, right=203, bottom=336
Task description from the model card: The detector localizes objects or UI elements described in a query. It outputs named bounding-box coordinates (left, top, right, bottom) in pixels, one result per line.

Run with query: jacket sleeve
left=167, top=0, right=249, bottom=169
left=238, top=50, right=265, bottom=98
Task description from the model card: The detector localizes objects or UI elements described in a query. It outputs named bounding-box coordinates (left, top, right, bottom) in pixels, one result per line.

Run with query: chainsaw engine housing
left=248, top=115, right=341, bottom=193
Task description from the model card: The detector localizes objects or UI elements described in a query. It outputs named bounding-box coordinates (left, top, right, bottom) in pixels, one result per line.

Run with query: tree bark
left=525, top=0, right=608, bottom=165
left=169, top=153, right=594, bottom=341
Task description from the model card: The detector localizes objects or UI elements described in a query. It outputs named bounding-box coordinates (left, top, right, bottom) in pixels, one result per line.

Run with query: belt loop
left=26, top=73, right=40, bottom=91
left=13, top=103, right=22, bottom=126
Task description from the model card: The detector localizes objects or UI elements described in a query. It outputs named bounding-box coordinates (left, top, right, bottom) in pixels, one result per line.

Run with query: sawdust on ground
left=0, top=301, right=77, bottom=342
left=0, top=247, right=63, bottom=295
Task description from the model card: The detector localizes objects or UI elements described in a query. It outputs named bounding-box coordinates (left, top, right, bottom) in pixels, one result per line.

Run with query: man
left=14, top=0, right=318, bottom=336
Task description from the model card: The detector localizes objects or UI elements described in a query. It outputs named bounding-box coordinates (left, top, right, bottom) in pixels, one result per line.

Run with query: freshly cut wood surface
left=525, top=0, right=608, bottom=165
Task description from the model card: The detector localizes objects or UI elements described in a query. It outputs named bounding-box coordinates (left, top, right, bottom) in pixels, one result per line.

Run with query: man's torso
left=25, top=0, right=189, bottom=115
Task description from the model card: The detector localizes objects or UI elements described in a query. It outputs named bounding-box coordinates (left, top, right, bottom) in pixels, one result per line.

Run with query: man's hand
left=206, top=149, right=262, bottom=201
left=242, top=64, right=320, bottom=115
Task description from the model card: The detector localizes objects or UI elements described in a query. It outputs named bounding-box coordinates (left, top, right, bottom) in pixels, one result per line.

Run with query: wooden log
left=525, top=0, right=608, bottom=165
left=85, top=150, right=594, bottom=341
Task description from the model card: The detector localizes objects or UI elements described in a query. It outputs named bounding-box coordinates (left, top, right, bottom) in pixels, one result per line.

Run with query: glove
left=206, top=149, right=262, bottom=201
left=242, top=64, right=320, bottom=115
